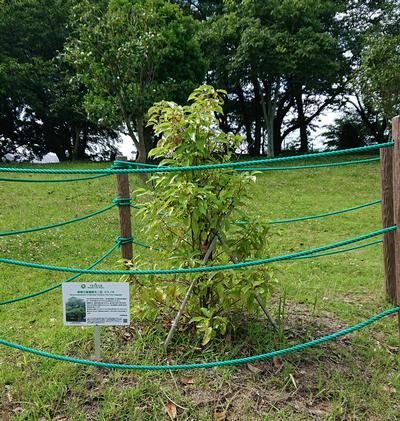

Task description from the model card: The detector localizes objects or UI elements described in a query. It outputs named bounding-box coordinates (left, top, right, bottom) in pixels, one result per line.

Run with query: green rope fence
left=124, top=234, right=383, bottom=259
left=236, top=157, right=380, bottom=172
left=0, top=242, right=120, bottom=305
left=0, top=142, right=393, bottom=175
left=1, top=238, right=382, bottom=307
left=0, top=226, right=394, bottom=275
left=0, top=306, right=398, bottom=370
left=269, top=199, right=381, bottom=224
left=0, top=142, right=396, bottom=374
left=0, top=203, right=116, bottom=237
left=292, top=239, right=383, bottom=260
left=233, top=199, right=382, bottom=225
left=110, top=142, right=393, bottom=174
left=0, top=174, right=110, bottom=183
left=0, top=198, right=380, bottom=239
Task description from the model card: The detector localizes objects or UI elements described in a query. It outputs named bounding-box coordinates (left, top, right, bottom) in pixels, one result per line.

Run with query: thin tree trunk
left=72, top=127, right=81, bottom=160
left=252, top=79, right=262, bottom=156
left=258, top=78, right=281, bottom=158
left=237, top=86, right=253, bottom=153
left=273, top=117, right=282, bottom=155
left=295, top=88, right=308, bottom=153
left=164, top=235, right=220, bottom=347
left=136, top=116, right=147, bottom=163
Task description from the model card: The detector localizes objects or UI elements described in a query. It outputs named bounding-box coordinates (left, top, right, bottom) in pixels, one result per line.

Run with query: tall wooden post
left=116, top=156, right=133, bottom=261
left=381, top=134, right=396, bottom=303
left=392, top=116, right=400, bottom=339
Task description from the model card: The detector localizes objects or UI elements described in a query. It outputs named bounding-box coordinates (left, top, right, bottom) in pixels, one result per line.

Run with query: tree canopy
left=64, top=0, right=206, bottom=162
left=0, top=0, right=119, bottom=161
left=0, top=0, right=399, bottom=160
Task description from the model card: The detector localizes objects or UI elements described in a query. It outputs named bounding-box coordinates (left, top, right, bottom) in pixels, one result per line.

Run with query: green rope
left=0, top=240, right=382, bottom=307
left=236, top=157, right=380, bottom=172
left=0, top=174, right=110, bottom=183
left=0, top=243, right=119, bottom=305
left=233, top=199, right=382, bottom=225
left=110, top=143, right=392, bottom=173
left=131, top=162, right=159, bottom=167
left=131, top=238, right=161, bottom=251
left=293, top=239, right=383, bottom=260
left=119, top=236, right=383, bottom=260
left=112, top=198, right=132, bottom=206
left=116, top=236, right=133, bottom=245
left=0, top=203, right=116, bottom=237
left=0, top=142, right=393, bottom=175
left=0, top=227, right=394, bottom=275
left=0, top=306, right=398, bottom=370
left=269, top=199, right=382, bottom=224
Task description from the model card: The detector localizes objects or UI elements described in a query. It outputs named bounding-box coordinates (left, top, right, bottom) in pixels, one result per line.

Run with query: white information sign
left=62, top=282, right=130, bottom=326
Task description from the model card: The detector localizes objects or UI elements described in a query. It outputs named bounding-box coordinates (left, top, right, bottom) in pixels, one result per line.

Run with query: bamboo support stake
left=391, top=117, right=400, bottom=339
left=215, top=232, right=278, bottom=330
left=380, top=137, right=396, bottom=303
left=164, top=235, right=219, bottom=347
left=116, top=156, right=133, bottom=261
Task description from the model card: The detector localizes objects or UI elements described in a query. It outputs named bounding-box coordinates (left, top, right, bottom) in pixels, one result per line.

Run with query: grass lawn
left=0, top=154, right=399, bottom=420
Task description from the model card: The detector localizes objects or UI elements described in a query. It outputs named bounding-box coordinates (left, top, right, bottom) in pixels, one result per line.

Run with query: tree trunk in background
left=71, top=127, right=87, bottom=161
left=237, top=86, right=253, bottom=153
left=261, top=79, right=280, bottom=158
left=80, top=128, right=88, bottom=159
left=136, top=115, right=147, bottom=163
left=273, top=117, right=282, bottom=155
left=251, top=79, right=262, bottom=155
left=295, top=89, right=308, bottom=153
left=219, top=112, right=229, bottom=133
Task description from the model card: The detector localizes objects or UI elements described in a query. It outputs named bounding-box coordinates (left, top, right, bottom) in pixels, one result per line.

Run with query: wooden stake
left=215, top=231, right=278, bottom=330
left=380, top=138, right=396, bottom=303
left=116, top=156, right=133, bottom=261
left=391, top=116, right=400, bottom=338
left=164, top=235, right=219, bottom=347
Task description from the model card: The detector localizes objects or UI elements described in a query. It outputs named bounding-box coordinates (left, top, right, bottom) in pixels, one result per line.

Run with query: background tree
left=323, top=112, right=370, bottom=150
left=200, top=0, right=344, bottom=156
left=335, top=0, right=397, bottom=144
left=0, top=0, right=118, bottom=161
left=65, top=0, right=206, bottom=163
left=358, top=33, right=400, bottom=122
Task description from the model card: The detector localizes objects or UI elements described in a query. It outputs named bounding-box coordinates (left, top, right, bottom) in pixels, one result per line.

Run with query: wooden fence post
left=392, top=116, right=400, bottom=339
left=381, top=131, right=396, bottom=303
left=116, top=155, right=133, bottom=261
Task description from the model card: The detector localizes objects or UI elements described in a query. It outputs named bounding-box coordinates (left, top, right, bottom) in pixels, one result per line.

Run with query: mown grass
left=0, top=154, right=399, bottom=420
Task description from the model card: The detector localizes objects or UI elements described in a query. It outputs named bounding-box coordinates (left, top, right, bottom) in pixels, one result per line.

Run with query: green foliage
left=130, top=85, right=272, bottom=344
left=323, top=113, right=370, bottom=150
left=0, top=0, right=118, bottom=161
left=358, top=33, right=400, bottom=119
left=201, top=0, right=344, bottom=155
left=64, top=0, right=206, bottom=162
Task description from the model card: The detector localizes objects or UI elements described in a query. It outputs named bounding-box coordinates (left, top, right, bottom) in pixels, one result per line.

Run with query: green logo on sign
left=81, top=284, right=86, bottom=289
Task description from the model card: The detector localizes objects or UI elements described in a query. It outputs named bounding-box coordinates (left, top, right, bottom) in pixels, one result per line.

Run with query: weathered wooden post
left=392, top=117, right=400, bottom=330
left=115, top=155, right=133, bottom=261
left=381, top=125, right=396, bottom=303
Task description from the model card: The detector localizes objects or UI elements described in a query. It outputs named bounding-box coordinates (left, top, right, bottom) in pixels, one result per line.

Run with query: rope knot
left=111, top=160, right=130, bottom=170
left=113, top=197, right=132, bottom=206
left=115, top=236, right=133, bottom=246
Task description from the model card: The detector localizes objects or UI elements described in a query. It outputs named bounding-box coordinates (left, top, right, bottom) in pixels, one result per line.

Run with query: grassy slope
left=0, top=156, right=399, bottom=420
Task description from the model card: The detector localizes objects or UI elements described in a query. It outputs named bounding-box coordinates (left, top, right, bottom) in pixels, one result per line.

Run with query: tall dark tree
left=0, top=0, right=119, bottom=161
left=202, top=0, right=344, bottom=156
